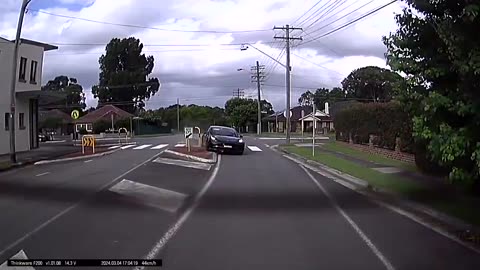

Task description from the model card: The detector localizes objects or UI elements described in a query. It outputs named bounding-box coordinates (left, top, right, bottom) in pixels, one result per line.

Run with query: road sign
left=283, top=110, right=292, bottom=118
left=184, top=127, right=193, bottom=138
left=81, top=135, right=96, bottom=154
left=82, top=136, right=95, bottom=147
left=71, top=110, right=80, bottom=120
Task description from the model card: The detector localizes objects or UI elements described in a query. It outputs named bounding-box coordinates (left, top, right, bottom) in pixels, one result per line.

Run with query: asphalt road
left=1, top=134, right=479, bottom=269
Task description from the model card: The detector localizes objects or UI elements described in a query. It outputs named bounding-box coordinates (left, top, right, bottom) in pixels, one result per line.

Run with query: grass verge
left=322, top=141, right=417, bottom=171
left=281, top=145, right=480, bottom=226
left=0, top=161, right=11, bottom=171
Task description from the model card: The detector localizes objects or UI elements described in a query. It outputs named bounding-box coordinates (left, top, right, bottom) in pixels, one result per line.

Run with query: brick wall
left=337, top=141, right=415, bottom=164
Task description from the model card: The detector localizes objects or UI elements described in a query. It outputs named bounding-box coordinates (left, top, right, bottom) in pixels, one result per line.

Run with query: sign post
left=118, top=127, right=128, bottom=145
left=81, top=135, right=96, bottom=155
left=194, top=127, right=201, bottom=147
left=184, top=127, right=193, bottom=152
left=71, top=110, right=80, bottom=141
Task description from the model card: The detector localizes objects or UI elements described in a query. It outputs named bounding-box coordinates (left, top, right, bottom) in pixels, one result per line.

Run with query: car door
left=203, top=128, right=211, bottom=145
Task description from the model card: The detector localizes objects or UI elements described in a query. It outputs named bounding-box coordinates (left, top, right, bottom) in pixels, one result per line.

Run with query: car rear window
left=211, top=128, right=238, bottom=137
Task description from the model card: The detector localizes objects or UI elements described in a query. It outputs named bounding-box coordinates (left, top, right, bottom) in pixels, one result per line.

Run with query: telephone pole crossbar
left=273, top=24, right=302, bottom=144
left=233, top=88, right=245, bottom=98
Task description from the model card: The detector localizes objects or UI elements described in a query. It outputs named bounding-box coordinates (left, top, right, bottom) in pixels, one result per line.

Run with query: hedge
left=334, top=102, right=414, bottom=153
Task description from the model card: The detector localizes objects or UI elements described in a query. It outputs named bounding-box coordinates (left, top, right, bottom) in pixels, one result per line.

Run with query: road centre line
left=35, top=172, right=50, bottom=177
left=0, top=150, right=167, bottom=259
left=134, top=155, right=222, bottom=270
left=299, top=165, right=395, bottom=270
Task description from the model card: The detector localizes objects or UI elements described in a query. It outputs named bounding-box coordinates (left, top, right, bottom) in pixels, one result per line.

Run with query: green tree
left=225, top=98, right=257, bottom=128
left=39, top=117, right=62, bottom=130
left=298, top=90, right=315, bottom=106
left=42, top=75, right=86, bottom=112
left=298, top=87, right=350, bottom=110
left=383, top=1, right=480, bottom=189
left=92, top=37, right=160, bottom=114
left=341, top=66, right=405, bottom=102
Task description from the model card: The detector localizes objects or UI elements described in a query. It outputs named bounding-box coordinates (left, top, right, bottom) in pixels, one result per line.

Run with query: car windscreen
left=210, top=128, right=238, bottom=137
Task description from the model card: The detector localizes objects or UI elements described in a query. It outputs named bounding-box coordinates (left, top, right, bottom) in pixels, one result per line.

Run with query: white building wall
left=0, top=39, right=45, bottom=155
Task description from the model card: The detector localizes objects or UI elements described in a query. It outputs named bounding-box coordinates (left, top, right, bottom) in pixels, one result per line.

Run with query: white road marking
left=109, top=179, right=187, bottom=213
left=0, top=249, right=35, bottom=270
left=108, top=145, right=121, bottom=149
left=84, top=160, right=93, bottom=163
left=300, top=166, right=395, bottom=270
left=134, top=155, right=222, bottom=270
left=247, top=146, right=262, bottom=152
left=282, top=152, right=480, bottom=255
left=175, top=143, right=186, bottom=147
left=133, top=144, right=152, bottom=150
left=151, top=144, right=168, bottom=150
left=153, top=157, right=212, bottom=170
left=120, top=145, right=135, bottom=149
left=35, top=172, right=50, bottom=177
left=0, top=150, right=167, bottom=259
left=264, top=144, right=270, bottom=147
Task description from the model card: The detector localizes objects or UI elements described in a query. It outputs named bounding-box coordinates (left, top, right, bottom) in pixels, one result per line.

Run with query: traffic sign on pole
left=71, top=110, right=80, bottom=120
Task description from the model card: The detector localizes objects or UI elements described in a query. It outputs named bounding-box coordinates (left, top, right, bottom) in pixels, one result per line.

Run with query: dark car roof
left=209, top=126, right=235, bottom=131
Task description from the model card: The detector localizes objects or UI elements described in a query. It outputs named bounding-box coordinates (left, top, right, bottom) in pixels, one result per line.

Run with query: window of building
left=19, top=57, right=27, bottom=82
left=30, top=61, right=38, bottom=83
left=19, top=113, right=25, bottom=130
left=4, top=113, right=10, bottom=131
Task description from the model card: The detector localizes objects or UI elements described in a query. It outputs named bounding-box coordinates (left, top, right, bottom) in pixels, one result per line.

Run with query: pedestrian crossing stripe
left=247, top=146, right=262, bottom=152
left=133, top=144, right=152, bottom=150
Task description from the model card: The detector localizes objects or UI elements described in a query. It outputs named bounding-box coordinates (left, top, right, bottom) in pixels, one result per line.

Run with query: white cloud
left=1, top=0, right=402, bottom=111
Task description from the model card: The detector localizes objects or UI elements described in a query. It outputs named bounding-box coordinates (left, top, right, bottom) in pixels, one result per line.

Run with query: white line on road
left=133, top=144, right=152, bottom=150
left=0, top=249, right=35, bottom=270
left=0, top=150, right=167, bottom=259
left=121, top=145, right=135, bottom=149
left=153, top=158, right=212, bottom=170
left=151, top=144, right=168, bottom=150
left=109, top=179, right=187, bottom=213
left=175, top=143, right=186, bottom=147
left=300, top=166, right=395, bottom=270
left=84, top=160, right=93, bottom=163
left=134, top=155, right=222, bottom=270
left=247, top=146, right=262, bottom=152
left=35, top=172, right=50, bottom=177
left=264, top=144, right=270, bottom=147
left=108, top=145, right=121, bottom=149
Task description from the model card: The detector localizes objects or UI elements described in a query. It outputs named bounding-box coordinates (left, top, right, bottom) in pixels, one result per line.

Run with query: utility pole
left=274, top=24, right=302, bottom=144
left=312, top=100, right=316, bottom=157
left=176, top=98, right=180, bottom=133
left=251, top=61, right=265, bottom=135
left=233, top=88, right=245, bottom=98
left=9, top=0, right=31, bottom=163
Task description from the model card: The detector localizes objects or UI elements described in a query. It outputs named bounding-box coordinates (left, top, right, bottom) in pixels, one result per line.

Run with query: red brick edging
left=337, top=141, right=415, bottom=164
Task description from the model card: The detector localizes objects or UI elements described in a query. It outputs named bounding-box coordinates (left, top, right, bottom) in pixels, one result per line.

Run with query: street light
left=8, top=0, right=31, bottom=163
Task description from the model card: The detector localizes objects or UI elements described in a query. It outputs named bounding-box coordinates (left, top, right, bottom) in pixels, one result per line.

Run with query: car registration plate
left=223, top=145, right=232, bottom=148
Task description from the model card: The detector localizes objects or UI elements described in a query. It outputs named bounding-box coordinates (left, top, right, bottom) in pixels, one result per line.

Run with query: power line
left=303, top=0, right=349, bottom=32
left=300, top=0, right=397, bottom=46
left=297, top=0, right=335, bottom=28
left=27, top=9, right=271, bottom=34
left=291, top=0, right=324, bottom=25
left=291, top=52, right=344, bottom=77
left=39, top=41, right=277, bottom=47
left=305, top=0, right=376, bottom=37
left=46, top=48, right=239, bottom=56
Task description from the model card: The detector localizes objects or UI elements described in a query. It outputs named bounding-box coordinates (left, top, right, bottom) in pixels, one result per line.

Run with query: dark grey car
left=203, top=126, right=245, bottom=155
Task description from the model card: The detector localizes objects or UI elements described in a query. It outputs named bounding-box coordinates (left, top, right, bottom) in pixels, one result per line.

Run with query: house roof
left=75, top=105, right=133, bottom=123
left=0, top=37, right=58, bottom=51
left=299, top=110, right=332, bottom=121
left=263, top=105, right=314, bottom=121
left=39, top=109, right=72, bottom=124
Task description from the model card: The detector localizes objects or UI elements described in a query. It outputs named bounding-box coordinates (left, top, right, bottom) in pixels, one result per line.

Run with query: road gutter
left=33, top=148, right=122, bottom=165
left=272, top=145, right=480, bottom=254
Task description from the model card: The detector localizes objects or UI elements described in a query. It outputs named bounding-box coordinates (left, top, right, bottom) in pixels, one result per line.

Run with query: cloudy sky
left=1, top=0, right=406, bottom=111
